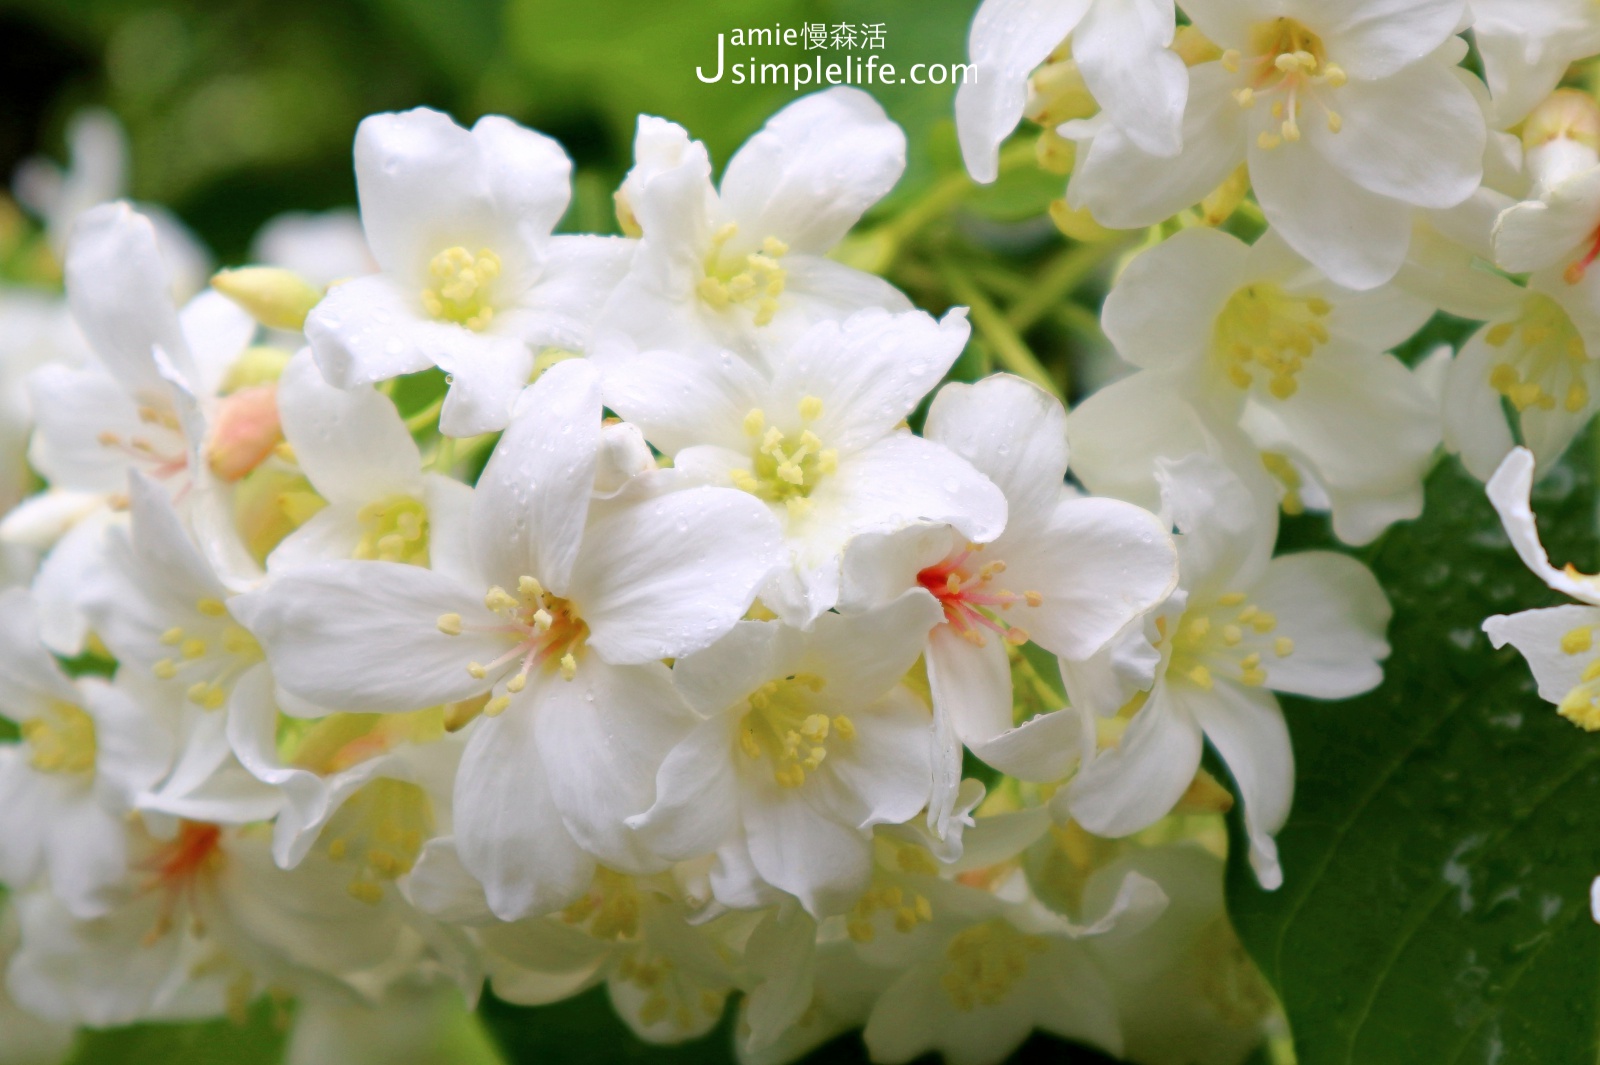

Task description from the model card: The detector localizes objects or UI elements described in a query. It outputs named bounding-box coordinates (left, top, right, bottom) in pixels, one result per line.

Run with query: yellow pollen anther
left=560, top=653, right=577, bottom=680
left=437, top=613, right=463, bottom=636
left=22, top=701, right=98, bottom=775
left=484, top=695, right=511, bottom=718
left=1274, top=636, right=1295, bottom=657
left=1219, top=592, right=1247, bottom=606
left=1222, top=49, right=1241, bottom=72
left=485, top=586, right=518, bottom=613
left=153, top=659, right=179, bottom=680
left=506, top=672, right=528, bottom=694
left=940, top=920, right=1047, bottom=1011
left=196, top=598, right=227, bottom=618
left=1564, top=627, right=1594, bottom=654
left=1188, top=665, right=1214, bottom=689
left=467, top=662, right=488, bottom=679
left=519, top=576, right=544, bottom=599
left=1024, top=590, right=1043, bottom=607
left=422, top=247, right=501, bottom=331
left=735, top=403, right=834, bottom=509
left=1213, top=282, right=1331, bottom=397
left=1223, top=625, right=1243, bottom=646
left=161, top=627, right=185, bottom=646
left=1485, top=295, right=1592, bottom=416
left=180, top=638, right=207, bottom=660
left=700, top=224, right=789, bottom=323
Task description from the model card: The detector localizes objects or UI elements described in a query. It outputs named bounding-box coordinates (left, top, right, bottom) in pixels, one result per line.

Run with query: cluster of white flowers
left=1, top=0, right=1598, bottom=1061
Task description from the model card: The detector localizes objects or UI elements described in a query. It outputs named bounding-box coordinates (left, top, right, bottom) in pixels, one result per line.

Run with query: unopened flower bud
left=211, top=266, right=324, bottom=332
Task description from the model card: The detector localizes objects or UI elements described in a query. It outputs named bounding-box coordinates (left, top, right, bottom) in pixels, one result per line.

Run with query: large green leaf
left=1227, top=450, right=1600, bottom=1064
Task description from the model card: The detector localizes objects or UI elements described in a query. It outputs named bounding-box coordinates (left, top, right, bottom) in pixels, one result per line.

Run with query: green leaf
left=1227, top=451, right=1600, bottom=1065
left=68, top=1000, right=287, bottom=1065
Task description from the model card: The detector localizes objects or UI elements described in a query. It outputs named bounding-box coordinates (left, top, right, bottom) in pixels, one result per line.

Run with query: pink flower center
left=916, top=546, right=1041, bottom=647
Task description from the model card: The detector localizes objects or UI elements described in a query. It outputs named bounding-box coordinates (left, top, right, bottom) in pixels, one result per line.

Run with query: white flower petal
left=927, top=622, right=1013, bottom=748
left=1069, top=680, right=1203, bottom=837
left=1073, top=0, right=1185, bottom=159
left=1250, top=551, right=1391, bottom=698
left=597, top=347, right=765, bottom=457
left=1486, top=446, right=1600, bottom=604
left=534, top=660, right=693, bottom=872
left=1184, top=680, right=1293, bottom=890
left=719, top=88, right=906, bottom=254
left=1069, top=63, right=1245, bottom=228
left=1443, top=328, right=1518, bottom=483
left=433, top=332, right=535, bottom=437
left=231, top=561, right=498, bottom=711
left=1101, top=227, right=1249, bottom=372
left=453, top=710, right=594, bottom=922
left=353, top=108, right=569, bottom=284
left=276, top=349, right=422, bottom=503
left=956, top=0, right=1093, bottom=182
left=1314, top=0, right=1468, bottom=81
left=744, top=776, right=873, bottom=917
left=471, top=358, right=601, bottom=592
left=571, top=486, right=781, bottom=663
left=629, top=713, right=741, bottom=861
left=65, top=203, right=192, bottom=398
left=1250, top=134, right=1411, bottom=291
left=1312, top=60, right=1484, bottom=211
left=1485, top=604, right=1600, bottom=708
left=973, top=705, right=1086, bottom=783
left=778, top=308, right=971, bottom=457
left=925, top=373, right=1068, bottom=532
left=304, top=274, right=438, bottom=387
left=1001, top=496, right=1177, bottom=662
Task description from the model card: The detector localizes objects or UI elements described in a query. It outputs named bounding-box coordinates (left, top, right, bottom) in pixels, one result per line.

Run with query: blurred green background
left=0, top=1, right=1120, bottom=1062
left=0, top=0, right=1017, bottom=256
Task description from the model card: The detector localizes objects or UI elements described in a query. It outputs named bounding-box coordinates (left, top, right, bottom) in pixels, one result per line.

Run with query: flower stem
left=405, top=395, right=446, bottom=435
left=941, top=262, right=1061, bottom=398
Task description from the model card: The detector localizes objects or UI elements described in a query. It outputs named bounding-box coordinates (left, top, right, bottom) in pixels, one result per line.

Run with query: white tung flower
left=629, top=592, right=943, bottom=918
left=1481, top=446, right=1600, bottom=923
left=1493, top=91, right=1600, bottom=282
left=1469, top=0, right=1600, bottom=127
left=231, top=359, right=783, bottom=921
left=599, top=306, right=1006, bottom=626
left=859, top=867, right=1166, bottom=1065
left=479, top=867, right=743, bottom=1045
left=0, top=588, right=175, bottom=919
left=591, top=88, right=910, bottom=372
left=6, top=818, right=426, bottom=1029
left=1066, top=0, right=1485, bottom=289
left=6, top=203, right=264, bottom=650
left=1068, top=226, right=1440, bottom=546
left=265, top=348, right=472, bottom=574
left=1441, top=266, right=1600, bottom=482
left=957, top=0, right=1189, bottom=178
left=304, top=107, right=633, bottom=437
left=1483, top=446, right=1600, bottom=734
left=1067, top=455, right=1391, bottom=889
left=841, top=374, right=1178, bottom=836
